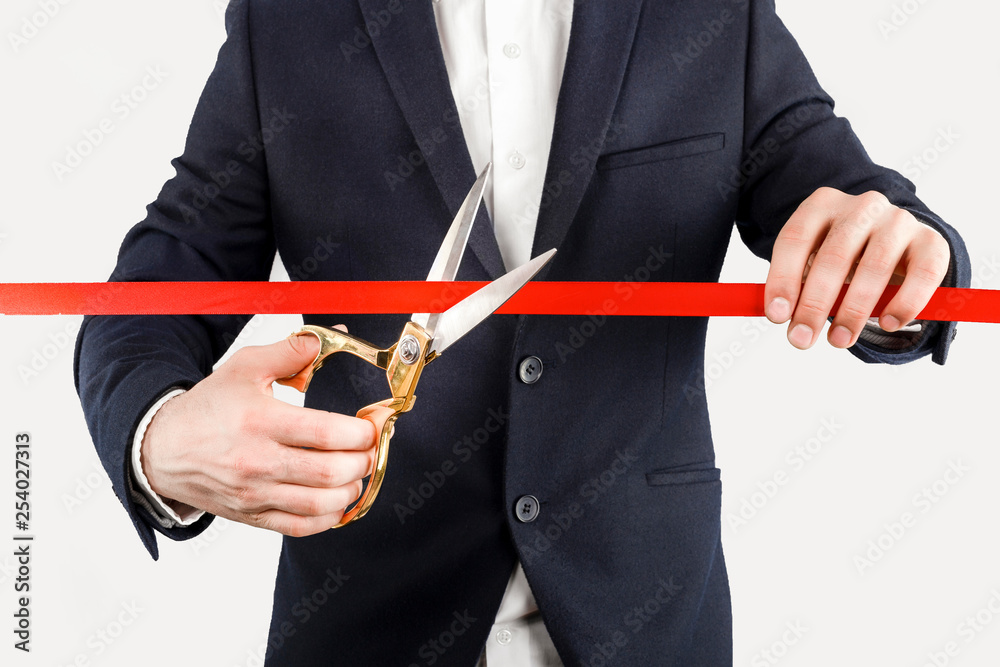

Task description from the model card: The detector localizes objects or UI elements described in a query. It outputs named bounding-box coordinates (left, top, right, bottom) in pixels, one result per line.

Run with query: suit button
left=518, top=356, right=543, bottom=384
left=515, top=495, right=540, bottom=523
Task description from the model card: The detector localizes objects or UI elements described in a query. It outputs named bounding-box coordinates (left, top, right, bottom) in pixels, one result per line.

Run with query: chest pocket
left=597, top=132, right=725, bottom=171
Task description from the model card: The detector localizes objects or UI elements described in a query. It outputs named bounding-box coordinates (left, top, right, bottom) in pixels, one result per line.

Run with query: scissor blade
left=428, top=248, right=557, bottom=357
left=412, top=163, right=492, bottom=332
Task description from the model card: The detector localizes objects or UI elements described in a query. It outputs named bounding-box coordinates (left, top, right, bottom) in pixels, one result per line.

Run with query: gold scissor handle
left=339, top=397, right=401, bottom=527
left=276, top=323, right=433, bottom=528
left=276, top=325, right=392, bottom=393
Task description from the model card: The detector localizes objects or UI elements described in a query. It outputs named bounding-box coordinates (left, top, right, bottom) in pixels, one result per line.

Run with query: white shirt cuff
left=130, top=388, right=205, bottom=527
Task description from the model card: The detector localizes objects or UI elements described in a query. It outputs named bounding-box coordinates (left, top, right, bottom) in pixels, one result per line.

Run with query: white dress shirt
left=132, top=1, right=573, bottom=665
left=433, top=3, right=572, bottom=663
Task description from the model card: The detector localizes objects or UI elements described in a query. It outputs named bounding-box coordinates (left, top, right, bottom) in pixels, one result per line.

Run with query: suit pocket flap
left=646, top=467, right=721, bottom=486
left=598, top=132, right=725, bottom=171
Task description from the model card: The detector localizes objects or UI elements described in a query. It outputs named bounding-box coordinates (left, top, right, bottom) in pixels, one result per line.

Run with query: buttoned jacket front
left=74, top=1, right=970, bottom=665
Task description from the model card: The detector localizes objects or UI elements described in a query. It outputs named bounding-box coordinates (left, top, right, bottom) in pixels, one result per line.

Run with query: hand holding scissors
left=139, top=164, right=553, bottom=536
left=277, top=163, right=556, bottom=527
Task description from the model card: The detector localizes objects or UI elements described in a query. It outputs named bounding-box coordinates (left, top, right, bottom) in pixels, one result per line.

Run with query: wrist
left=132, top=388, right=204, bottom=525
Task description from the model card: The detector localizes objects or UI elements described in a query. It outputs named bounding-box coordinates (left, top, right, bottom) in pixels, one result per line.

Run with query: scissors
left=276, top=163, right=556, bottom=527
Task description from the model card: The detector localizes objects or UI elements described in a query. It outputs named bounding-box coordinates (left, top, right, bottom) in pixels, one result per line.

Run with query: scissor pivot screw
left=398, top=334, right=421, bottom=365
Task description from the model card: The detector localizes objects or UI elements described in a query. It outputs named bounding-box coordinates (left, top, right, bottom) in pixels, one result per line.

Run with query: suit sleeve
left=74, top=0, right=273, bottom=559
left=734, top=0, right=971, bottom=365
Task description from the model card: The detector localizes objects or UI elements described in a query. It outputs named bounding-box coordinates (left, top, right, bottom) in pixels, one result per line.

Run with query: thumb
left=237, top=332, right=321, bottom=385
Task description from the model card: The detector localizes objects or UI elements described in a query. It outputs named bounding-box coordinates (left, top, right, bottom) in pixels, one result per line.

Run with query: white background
left=1, top=1, right=997, bottom=665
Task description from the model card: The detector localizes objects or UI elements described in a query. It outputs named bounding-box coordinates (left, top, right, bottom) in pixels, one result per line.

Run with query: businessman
left=75, top=1, right=970, bottom=665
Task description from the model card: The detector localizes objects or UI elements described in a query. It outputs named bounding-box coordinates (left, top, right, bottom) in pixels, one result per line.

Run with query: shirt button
left=503, top=42, right=521, bottom=59
left=515, top=495, right=540, bottom=523
left=508, top=151, right=526, bottom=170
left=496, top=628, right=513, bottom=645
left=518, top=356, right=542, bottom=384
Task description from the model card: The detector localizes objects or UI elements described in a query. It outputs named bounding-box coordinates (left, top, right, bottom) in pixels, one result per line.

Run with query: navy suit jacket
left=75, top=1, right=970, bottom=665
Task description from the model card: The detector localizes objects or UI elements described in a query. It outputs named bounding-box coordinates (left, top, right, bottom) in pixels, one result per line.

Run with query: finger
left=878, top=230, right=951, bottom=331
left=280, top=447, right=375, bottom=489
left=827, top=221, right=911, bottom=348
left=246, top=505, right=355, bottom=537
left=267, top=401, right=377, bottom=451
left=764, top=191, right=832, bottom=324
left=247, top=478, right=364, bottom=536
left=787, top=195, right=888, bottom=349
left=264, top=480, right=366, bottom=519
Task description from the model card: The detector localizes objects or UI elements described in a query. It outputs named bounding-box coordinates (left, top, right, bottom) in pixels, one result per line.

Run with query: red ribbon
left=0, top=282, right=997, bottom=322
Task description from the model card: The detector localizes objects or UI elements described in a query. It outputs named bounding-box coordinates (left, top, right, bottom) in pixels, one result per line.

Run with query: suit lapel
left=358, top=0, right=644, bottom=279
left=532, top=0, right=644, bottom=275
left=356, top=0, right=506, bottom=279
